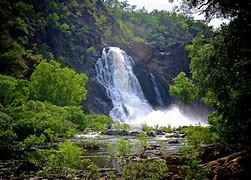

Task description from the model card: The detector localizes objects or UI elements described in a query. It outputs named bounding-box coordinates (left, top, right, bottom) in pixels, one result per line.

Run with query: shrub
left=117, top=138, right=132, bottom=157
left=22, top=134, right=46, bottom=147
left=0, top=111, right=16, bottom=144
left=28, top=141, right=99, bottom=178
left=181, top=126, right=219, bottom=147
left=112, top=122, right=130, bottom=131
left=141, top=123, right=155, bottom=132
left=159, top=125, right=172, bottom=133
left=137, top=133, right=148, bottom=154
left=122, top=160, right=168, bottom=180
left=6, top=101, right=80, bottom=141
left=86, top=46, right=96, bottom=54
left=0, top=74, right=29, bottom=106
left=181, top=146, right=207, bottom=180
left=85, top=114, right=113, bottom=131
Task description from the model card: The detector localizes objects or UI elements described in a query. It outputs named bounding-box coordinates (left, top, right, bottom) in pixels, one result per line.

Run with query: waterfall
left=96, top=47, right=207, bottom=127
left=95, top=47, right=152, bottom=121
left=150, top=73, right=165, bottom=106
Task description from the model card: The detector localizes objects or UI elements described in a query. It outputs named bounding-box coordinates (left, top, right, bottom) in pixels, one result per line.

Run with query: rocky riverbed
left=72, top=130, right=186, bottom=169
left=1, top=129, right=250, bottom=179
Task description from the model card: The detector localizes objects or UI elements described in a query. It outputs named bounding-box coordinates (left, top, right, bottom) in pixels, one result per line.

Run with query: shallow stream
left=72, top=133, right=185, bottom=169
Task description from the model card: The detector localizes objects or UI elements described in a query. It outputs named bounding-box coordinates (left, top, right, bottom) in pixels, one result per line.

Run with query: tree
left=0, top=74, right=29, bottom=106
left=169, top=72, right=196, bottom=104
left=29, top=60, right=88, bottom=106
left=169, top=0, right=251, bottom=145
left=179, top=0, right=250, bottom=20
left=169, top=24, right=251, bottom=144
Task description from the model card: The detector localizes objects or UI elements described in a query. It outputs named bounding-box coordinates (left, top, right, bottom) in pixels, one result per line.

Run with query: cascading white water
left=96, top=47, right=152, bottom=121
left=96, top=47, right=207, bottom=127
left=150, top=73, right=165, bottom=106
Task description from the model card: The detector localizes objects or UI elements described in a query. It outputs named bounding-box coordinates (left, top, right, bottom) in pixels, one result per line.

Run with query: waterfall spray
left=96, top=47, right=207, bottom=127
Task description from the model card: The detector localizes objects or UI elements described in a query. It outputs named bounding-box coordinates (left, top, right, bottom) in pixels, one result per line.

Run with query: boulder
left=168, top=139, right=180, bottom=144
left=146, top=131, right=156, bottom=137
left=205, top=150, right=251, bottom=179
left=129, top=131, right=140, bottom=136
left=155, top=130, right=165, bottom=135
left=103, top=130, right=119, bottom=136
left=119, top=130, right=129, bottom=136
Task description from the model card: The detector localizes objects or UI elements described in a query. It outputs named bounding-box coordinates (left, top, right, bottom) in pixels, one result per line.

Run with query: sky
left=123, top=0, right=229, bottom=28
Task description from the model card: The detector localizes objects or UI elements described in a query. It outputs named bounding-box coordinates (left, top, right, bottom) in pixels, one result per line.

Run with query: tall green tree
left=169, top=72, right=195, bottom=104
left=29, top=61, right=88, bottom=106
left=0, top=74, right=29, bottom=106
left=169, top=0, right=251, bottom=144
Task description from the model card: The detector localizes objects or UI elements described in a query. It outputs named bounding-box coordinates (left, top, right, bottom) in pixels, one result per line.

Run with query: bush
left=112, top=122, right=130, bottom=131
left=22, top=134, right=46, bottom=148
left=117, top=138, right=132, bottom=157
left=85, top=114, right=113, bottom=131
left=181, top=146, right=207, bottom=180
left=122, top=160, right=168, bottom=180
left=86, top=46, right=96, bottom=54
left=28, top=141, right=99, bottom=178
left=0, top=74, right=29, bottom=106
left=137, top=133, right=148, bottom=154
left=6, top=101, right=82, bottom=141
left=179, top=126, right=215, bottom=179
left=180, top=126, right=219, bottom=147
left=0, top=112, right=16, bottom=144
left=108, top=138, right=132, bottom=157
left=159, top=125, right=172, bottom=133
left=141, top=123, right=155, bottom=132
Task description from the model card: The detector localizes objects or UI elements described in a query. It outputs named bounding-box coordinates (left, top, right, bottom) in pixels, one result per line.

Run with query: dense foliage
left=103, top=0, right=212, bottom=51
left=122, top=160, right=169, bottom=180
left=0, top=0, right=212, bottom=145
left=170, top=0, right=251, bottom=144
left=1, top=0, right=250, bottom=178
left=28, top=141, right=99, bottom=178
left=29, top=61, right=88, bottom=106
left=1, top=0, right=212, bottom=77
left=0, top=0, right=107, bottom=77
left=169, top=72, right=195, bottom=104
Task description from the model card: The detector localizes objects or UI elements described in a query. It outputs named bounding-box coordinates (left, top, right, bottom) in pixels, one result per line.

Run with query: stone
left=119, top=130, right=129, bottom=136
left=168, top=139, right=180, bottom=144
left=129, top=131, right=140, bottom=136
left=103, top=130, right=119, bottom=136
left=178, top=133, right=186, bottom=138
left=165, top=154, right=183, bottom=165
left=205, top=150, right=251, bottom=179
left=146, top=131, right=156, bottom=137
left=165, top=132, right=179, bottom=138
left=155, top=130, right=165, bottom=135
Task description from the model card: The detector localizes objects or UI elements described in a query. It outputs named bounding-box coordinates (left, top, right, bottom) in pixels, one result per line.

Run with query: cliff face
left=127, top=42, right=190, bottom=107
left=0, top=0, right=208, bottom=115
left=82, top=39, right=191, bottom=114
left=79, top=5, right=193, bottom=115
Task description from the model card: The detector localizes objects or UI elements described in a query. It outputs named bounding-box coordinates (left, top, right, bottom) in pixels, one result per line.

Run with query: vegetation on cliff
left=0, top=0, right=250, bottom=178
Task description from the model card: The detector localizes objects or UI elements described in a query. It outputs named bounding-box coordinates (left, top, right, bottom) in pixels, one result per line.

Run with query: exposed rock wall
left=82, top=40, right=191, bottom=114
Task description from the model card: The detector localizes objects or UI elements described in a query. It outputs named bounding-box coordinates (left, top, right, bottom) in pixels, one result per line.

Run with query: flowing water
left=150, top=73, right=165, bottom=106
left=73, top=133, right=184, bottom=169
left=96, top=47, right=207, bottom=127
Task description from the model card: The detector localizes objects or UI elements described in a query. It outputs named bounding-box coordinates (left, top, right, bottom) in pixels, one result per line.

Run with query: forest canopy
left=169, top=0, right=251, bottom=144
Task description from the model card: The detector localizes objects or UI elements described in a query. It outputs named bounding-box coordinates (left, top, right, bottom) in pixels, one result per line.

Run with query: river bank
left=1, top=126, right=250, bottom=179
